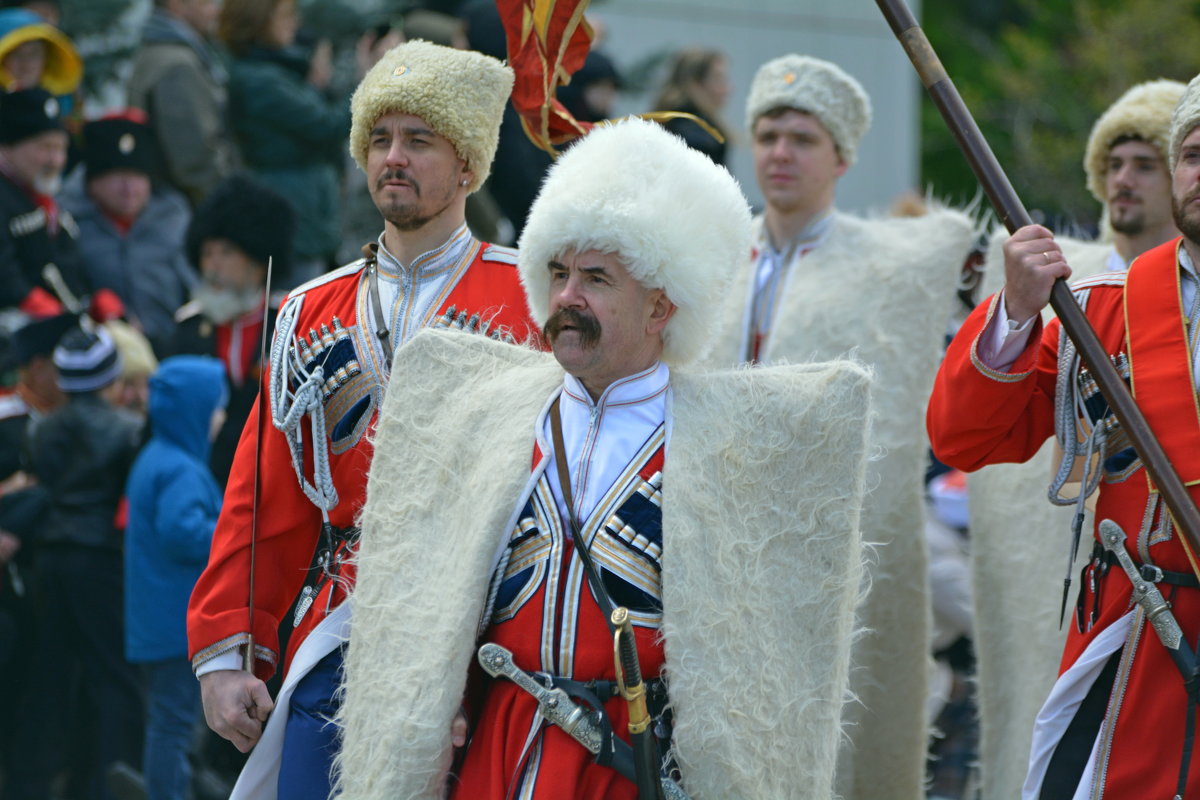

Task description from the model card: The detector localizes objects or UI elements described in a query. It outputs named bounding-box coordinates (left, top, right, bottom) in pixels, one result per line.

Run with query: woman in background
left=651, top=47, right=731, bottom=166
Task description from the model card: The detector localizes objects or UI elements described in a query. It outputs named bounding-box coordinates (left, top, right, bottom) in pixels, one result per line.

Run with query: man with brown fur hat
left=930, top=71, right=1200, bottom=799
left=186, top=40, right=539, bottom=800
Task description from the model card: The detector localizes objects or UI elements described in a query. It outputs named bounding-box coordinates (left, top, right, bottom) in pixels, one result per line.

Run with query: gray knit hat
left=745, top=54, right=872, bottom=165
left=53, top=324, right=123, bottom=393
left=1084, top=79, right=1184, bottom=203
left=1170, top=73, right=1200, bottom=172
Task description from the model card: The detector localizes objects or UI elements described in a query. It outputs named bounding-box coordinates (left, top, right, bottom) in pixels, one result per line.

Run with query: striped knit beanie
left=53, top=324, right=123, bottom=393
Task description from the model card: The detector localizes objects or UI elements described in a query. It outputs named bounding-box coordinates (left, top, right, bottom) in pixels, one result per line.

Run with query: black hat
left=11, top=312, right=77, bottom=366
left=0, top=88, right=65, bottom=145
left=53, top=323, right=123, bottom=393
left=186, top=174, right=294, bottom=273
left=81, top=115, right=158, bottom=182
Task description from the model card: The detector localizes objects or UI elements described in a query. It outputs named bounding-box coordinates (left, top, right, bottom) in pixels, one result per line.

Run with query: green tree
left=920, top=0, right=1200, bottom=227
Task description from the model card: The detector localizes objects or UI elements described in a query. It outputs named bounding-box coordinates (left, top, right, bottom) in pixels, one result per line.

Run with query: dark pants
left=5, top=546, right=144, bottom=800
left=277, top=645, right=344, bottom=800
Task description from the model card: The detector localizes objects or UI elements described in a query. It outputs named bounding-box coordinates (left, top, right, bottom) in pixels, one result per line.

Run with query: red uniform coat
left=928, top=237, right=1200, bottom=797
left=452, top=436, right=666, bottom=800
left=187, top=242, right=538, bottom=678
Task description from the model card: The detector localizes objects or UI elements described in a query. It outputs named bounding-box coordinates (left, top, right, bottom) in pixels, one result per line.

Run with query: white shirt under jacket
left=541, top=361, right=671, bottom=527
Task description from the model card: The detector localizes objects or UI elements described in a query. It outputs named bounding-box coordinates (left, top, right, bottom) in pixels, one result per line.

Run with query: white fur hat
left=1084, top=79, right=1184, bottom=202
left=745, top=54, right=872, bottom=165
left=517, top=118, right=751, bottom=366
left=1171, top=73, right=1200, bottom=172
left=349, top=40, right=513, bottom=192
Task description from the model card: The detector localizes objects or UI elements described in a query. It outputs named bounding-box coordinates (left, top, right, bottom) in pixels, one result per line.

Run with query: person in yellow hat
left=0, top=7, right=80, bottom=94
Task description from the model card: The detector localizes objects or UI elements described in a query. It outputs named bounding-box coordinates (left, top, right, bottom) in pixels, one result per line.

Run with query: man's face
left=0, top=129, right=68, bottom=195
left=752, top=109, right=847, bottom=217
left=1, top=40, right=46, bottom=90
left=543, top=249, right=674, bottom=396
left=197, top=238, right=265, bottom=323
left=366, top=112, right=469, bottom=233
left=175, top=0, right=221, bottom=37
left=1107, top=139, right=1172, bottom=236
left=87, top=169, right=151, bottom=220
left=1173, top=127, right=1200, bottom=246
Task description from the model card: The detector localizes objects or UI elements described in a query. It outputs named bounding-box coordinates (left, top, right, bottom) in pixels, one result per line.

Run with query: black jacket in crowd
left=0, top=171, right=90, bottom=312
left=27, top=393, right=143, bottom=551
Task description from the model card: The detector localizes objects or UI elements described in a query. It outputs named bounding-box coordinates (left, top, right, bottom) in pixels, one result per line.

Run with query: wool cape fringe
left=709, top=206, right=977, bottom=800
left=332, top=329, right=874, bottom=800
left=966, top=230, right=1111, bottom=799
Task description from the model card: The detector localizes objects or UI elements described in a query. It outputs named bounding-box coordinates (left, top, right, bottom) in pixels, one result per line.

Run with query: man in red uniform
left=928, top=73, right=1200, bottom=799
left=186, top=39, right=538, bottom=799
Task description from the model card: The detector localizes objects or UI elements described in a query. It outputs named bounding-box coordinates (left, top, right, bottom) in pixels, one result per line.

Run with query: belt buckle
left=1140, top=563, right=1165, bottom=583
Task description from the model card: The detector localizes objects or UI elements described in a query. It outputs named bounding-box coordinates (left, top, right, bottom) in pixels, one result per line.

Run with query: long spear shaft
left=876, top=0, right=1200, bottom=571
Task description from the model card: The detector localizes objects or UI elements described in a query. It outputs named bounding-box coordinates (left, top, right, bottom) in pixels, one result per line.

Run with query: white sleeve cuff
left=979, top=290, right=1037, bottom=372
left=194, top=650, right=245, bottom=678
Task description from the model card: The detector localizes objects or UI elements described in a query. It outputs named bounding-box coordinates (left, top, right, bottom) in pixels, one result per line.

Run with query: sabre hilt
left=1099, top=520, right=1198, bottom=691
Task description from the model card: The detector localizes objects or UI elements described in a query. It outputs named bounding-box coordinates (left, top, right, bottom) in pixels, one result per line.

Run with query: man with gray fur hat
left=930, top=72, right=1200, bottom=798
left=186, top=40, right=539, bottom=800
left=709, top=54, right=976, bottom=800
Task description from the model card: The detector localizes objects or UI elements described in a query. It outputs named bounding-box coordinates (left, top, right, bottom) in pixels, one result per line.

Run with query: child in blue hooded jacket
left=124, top=355, right=227, bottom=800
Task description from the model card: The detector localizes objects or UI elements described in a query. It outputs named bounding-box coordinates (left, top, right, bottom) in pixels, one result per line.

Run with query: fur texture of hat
left=1171, top=73, right=1200, bottom=172
left=517, top=118, right=751, bottom=366
left=745, top=54, right=872, bottom=165
left=348, top=39, right=512, bottom=193
left=186, top=174, right=294, bottom=272
left=1084, top=79, right=1184, bottom=202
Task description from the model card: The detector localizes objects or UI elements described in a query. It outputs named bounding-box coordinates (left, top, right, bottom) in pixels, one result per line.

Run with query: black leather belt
left=1096, top=545, right=1200, bottom=588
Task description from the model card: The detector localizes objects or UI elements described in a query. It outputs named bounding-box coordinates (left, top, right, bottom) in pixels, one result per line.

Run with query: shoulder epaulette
left=1070, top=271, right=1127, bottom=291
left=481, top=244, right=519, bottom=266
left=287, top=259, right=365, bottom=297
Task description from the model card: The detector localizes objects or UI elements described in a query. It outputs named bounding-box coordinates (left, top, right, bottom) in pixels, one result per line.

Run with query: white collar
left=561, top=361, right=670, bottom=412
left=375, top=223, right=472, bottom=280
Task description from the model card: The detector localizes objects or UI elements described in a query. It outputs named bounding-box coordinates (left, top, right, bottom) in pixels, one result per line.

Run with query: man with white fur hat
left=185, top=40, right=539, bottom=799
left=930, top=72, right=1200, bottom=798
left=965, top=77, right=1184, bottom=800
left=709, top=54, right=977, bottom=800
left=334, top=118, right=874, bottom=800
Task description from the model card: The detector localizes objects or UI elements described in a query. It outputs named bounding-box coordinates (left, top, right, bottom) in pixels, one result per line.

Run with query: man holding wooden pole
left=928, top=73, right=1200, bottom=799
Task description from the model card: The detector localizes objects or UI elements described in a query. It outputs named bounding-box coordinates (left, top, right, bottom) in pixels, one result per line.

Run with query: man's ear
left=647, top=290, right=677, bottom=335
left=459, top=160, right=474, bottom=189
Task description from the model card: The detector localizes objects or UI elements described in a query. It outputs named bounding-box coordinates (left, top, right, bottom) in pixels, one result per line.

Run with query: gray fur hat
left=745, top=54, right=872, bottom=165
left=1171, top=73, right=1200, bottom=172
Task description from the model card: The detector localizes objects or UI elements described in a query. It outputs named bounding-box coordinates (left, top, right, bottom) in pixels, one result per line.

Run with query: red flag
left=497, top=0, right=594, bottom=155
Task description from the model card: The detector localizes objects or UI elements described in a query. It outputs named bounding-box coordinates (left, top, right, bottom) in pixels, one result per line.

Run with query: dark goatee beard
left=542, top=307, right=601, bottom=348
left=1173, top=192, right=1200, bottom=245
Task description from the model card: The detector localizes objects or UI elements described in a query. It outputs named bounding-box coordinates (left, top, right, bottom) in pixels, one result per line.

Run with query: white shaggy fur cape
left=966, top=231, right=1112, bottom=800
left=710, top=207, right=977, bottom=800
left=334, top=329, right=873, bottom=800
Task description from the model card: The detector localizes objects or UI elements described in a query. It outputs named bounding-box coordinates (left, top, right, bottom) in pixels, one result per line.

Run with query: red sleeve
left=926, top=292, right=1062, bottom=472
left=186, top=386, right=323, bottom=680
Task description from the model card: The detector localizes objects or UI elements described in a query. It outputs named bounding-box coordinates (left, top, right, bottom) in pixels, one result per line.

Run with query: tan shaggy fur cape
left=333, top=329, right=874, bottom=800
left=966, top=232, right=1111, bottom=799
left=709, top=208, right=976, bottom=800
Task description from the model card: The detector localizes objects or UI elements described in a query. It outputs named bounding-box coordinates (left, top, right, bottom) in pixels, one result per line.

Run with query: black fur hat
left=186, top=174, right=295, bottom=273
